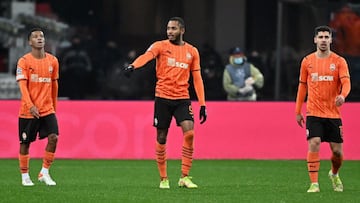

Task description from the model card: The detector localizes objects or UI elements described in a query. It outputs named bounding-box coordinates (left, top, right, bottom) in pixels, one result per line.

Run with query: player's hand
left=296, top=114, right=304, bottom=128
left=199, top=106, right=207, bottom=124
left=335, top=95, right=345, bottom=107
left=123, top=65, right=134, bottom=78
left=30, top=106, right=40, bottom=119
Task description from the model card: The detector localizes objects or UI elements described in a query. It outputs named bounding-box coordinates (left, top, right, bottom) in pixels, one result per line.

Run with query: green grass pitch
left=1, top=159, right=359, bottom=203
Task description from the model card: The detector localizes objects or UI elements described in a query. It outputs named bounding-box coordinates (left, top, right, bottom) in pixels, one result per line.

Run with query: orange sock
left=155, top=142, right=167, bottom=180
left=181, top=130, right=194, bottom=177
left=43, top=151, right=55, bottom=169
left=19, top=154, right=30, bottom=174
left=307, top=151, right=320, bottom=183
left=331, top=154, right=343, bottom=175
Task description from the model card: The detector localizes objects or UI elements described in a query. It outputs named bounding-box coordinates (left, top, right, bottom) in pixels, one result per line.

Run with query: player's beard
left=169, top=34, right=181, bottom=45
left=318, top=43, right=329, bottom=52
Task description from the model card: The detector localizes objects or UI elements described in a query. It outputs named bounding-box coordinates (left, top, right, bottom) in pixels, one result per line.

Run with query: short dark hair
left=314, top=25, right=332, bottom=37
left=27, top=28, right=43, bottom=40
left=169, top=17, right=185, bottom=29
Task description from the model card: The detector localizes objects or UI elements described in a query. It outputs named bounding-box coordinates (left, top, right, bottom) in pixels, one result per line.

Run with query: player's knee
left=332, top=150, right=342, bottom=157
left=48, top=134, right=58, bottom=145
left=157, top=136, right=167, bottom=144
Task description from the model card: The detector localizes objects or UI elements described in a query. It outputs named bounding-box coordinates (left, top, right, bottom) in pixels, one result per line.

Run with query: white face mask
left=233, top=57, right=244, bottom=65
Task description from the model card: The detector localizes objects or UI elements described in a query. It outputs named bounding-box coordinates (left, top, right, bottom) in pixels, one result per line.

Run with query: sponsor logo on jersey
left=311, top=72, right=334, bottom=82
left=167, top=57, right=189, bottom=69
left=318, top=75, right=334, bottom=81
left=30, top=74, right=51, bottom=82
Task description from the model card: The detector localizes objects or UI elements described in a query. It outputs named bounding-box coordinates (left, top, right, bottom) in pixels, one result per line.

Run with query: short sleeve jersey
left=16, top=53, right=59, bottom=118
left=147, top=40, right=201, bottom=99
left=299, top=52, right=350, bottom=118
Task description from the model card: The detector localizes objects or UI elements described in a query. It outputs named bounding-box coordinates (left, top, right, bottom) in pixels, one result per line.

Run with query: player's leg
left=305, top=116, right=322, bottom=192
left=38, top=114, right=58, bottom=186
left=178, top=121, right=197, bottom=188
left=307, top=137, right=321, bottom=192
left=153, top=97, right=172, bottom=188
left=18, top=118, right=38, bottom=186
left=175, top=100, right=197, bottom=188
left=328, top=142, right=344, bottom=192
left=19, top=143, right=33, bottom=186
left=157, top=128, right=170, bottom=189
left=327, top=118, right=344, bottom=192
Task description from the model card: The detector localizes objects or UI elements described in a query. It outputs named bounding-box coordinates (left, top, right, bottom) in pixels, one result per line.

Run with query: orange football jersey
left=16, top=53, right=59, bottom=118
left=295, top=52, right=351, bottom=118
left=132, top=40, right=205, bottom=104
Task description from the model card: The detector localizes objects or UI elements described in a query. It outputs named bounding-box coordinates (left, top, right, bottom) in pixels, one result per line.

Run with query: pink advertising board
left=0, top=100, right=359, bottom=160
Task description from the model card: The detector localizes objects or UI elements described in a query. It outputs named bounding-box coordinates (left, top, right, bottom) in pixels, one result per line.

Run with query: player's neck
left=31, top=49, right=45, bottom=59
left=316, top=50, right=331, bottom=58
left=169, top=39, right=185, bottom=46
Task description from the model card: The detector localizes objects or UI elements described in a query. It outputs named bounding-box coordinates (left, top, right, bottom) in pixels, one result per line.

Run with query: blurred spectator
left=247, top=50, right=269, bottom=100
left=329, top=5, right=360, bottom=57
left=270, top=45, right=300, bottom=100
left=59, top=35, right=93, bottom=99
left=199, top=43, right=226, bottom=100
left=223, top=47, right=264, bottom=101
left=100, top=47, right=143, bottom=99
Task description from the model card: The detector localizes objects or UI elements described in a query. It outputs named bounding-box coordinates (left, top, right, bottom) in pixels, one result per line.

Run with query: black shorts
left=18, top=113, right=59, bottom=144
left=153, top=97, right=194, bottom=129
left=306, top=116, right=343, bottom=143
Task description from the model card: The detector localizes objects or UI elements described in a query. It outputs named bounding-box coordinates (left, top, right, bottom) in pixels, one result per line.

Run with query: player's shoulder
left=303, top=52, right=316, bottom=60
left=329, top=51, right=346, bottom=61
left=184, top=41, right=196, bottom=49
left=18, top=53, right=32, bottom=64
left=20, top=53, right=32, bottom=60
left=153, top=40, right=168, bottom=46
left=45, top=52, right=59, bottom=62
left=183, top=42, right=199, bottom=54
left=45, top=52, right=57, bottom=59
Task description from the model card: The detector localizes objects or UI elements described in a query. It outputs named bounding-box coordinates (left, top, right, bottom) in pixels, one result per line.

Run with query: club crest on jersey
left=49, top=66, right=53, bottom=74
left=186, top=52, right=192, bottom=60
left=329, top=63, right=335, bottom=71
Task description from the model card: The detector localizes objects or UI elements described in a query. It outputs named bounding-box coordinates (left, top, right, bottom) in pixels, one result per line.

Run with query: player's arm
left=16, top=59, right=35, bottom=113
left=52, top=57, right=59, bottom=112
left=339, top=58, right=351, bottom=98
left=193, top=69, right=207, bottom=124
left=191, top=47, right=207, bottom=124
left=295, top=58, right=308, bottom=127
left=52, top=80, right=58, bottom=112
left=18, top=80, right=39, bottom=118
left=192, top=70, right=205, bottom=106
left=18, top=80, right=34, bottom=110
left=335, top=57, right=351, bottom=106
left=131, top=51, right=155, bottom=69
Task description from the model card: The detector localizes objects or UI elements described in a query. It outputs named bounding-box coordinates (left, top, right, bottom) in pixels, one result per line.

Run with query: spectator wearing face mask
left=223, top=47, right=264, bottom=101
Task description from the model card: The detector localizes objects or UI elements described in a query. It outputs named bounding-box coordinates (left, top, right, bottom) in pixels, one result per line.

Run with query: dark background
left=0, top=0, right=359, bottom=101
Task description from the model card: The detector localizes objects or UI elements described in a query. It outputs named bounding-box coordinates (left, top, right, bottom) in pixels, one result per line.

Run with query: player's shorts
left=18, top=113, right=59, bottom=144
left=306, top=116, right=343, bottom=143
left=153, top=97, right=194, bottom=129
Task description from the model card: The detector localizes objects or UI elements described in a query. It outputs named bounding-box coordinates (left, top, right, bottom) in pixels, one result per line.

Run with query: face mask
left=233, top=57, right=244, bottom=65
